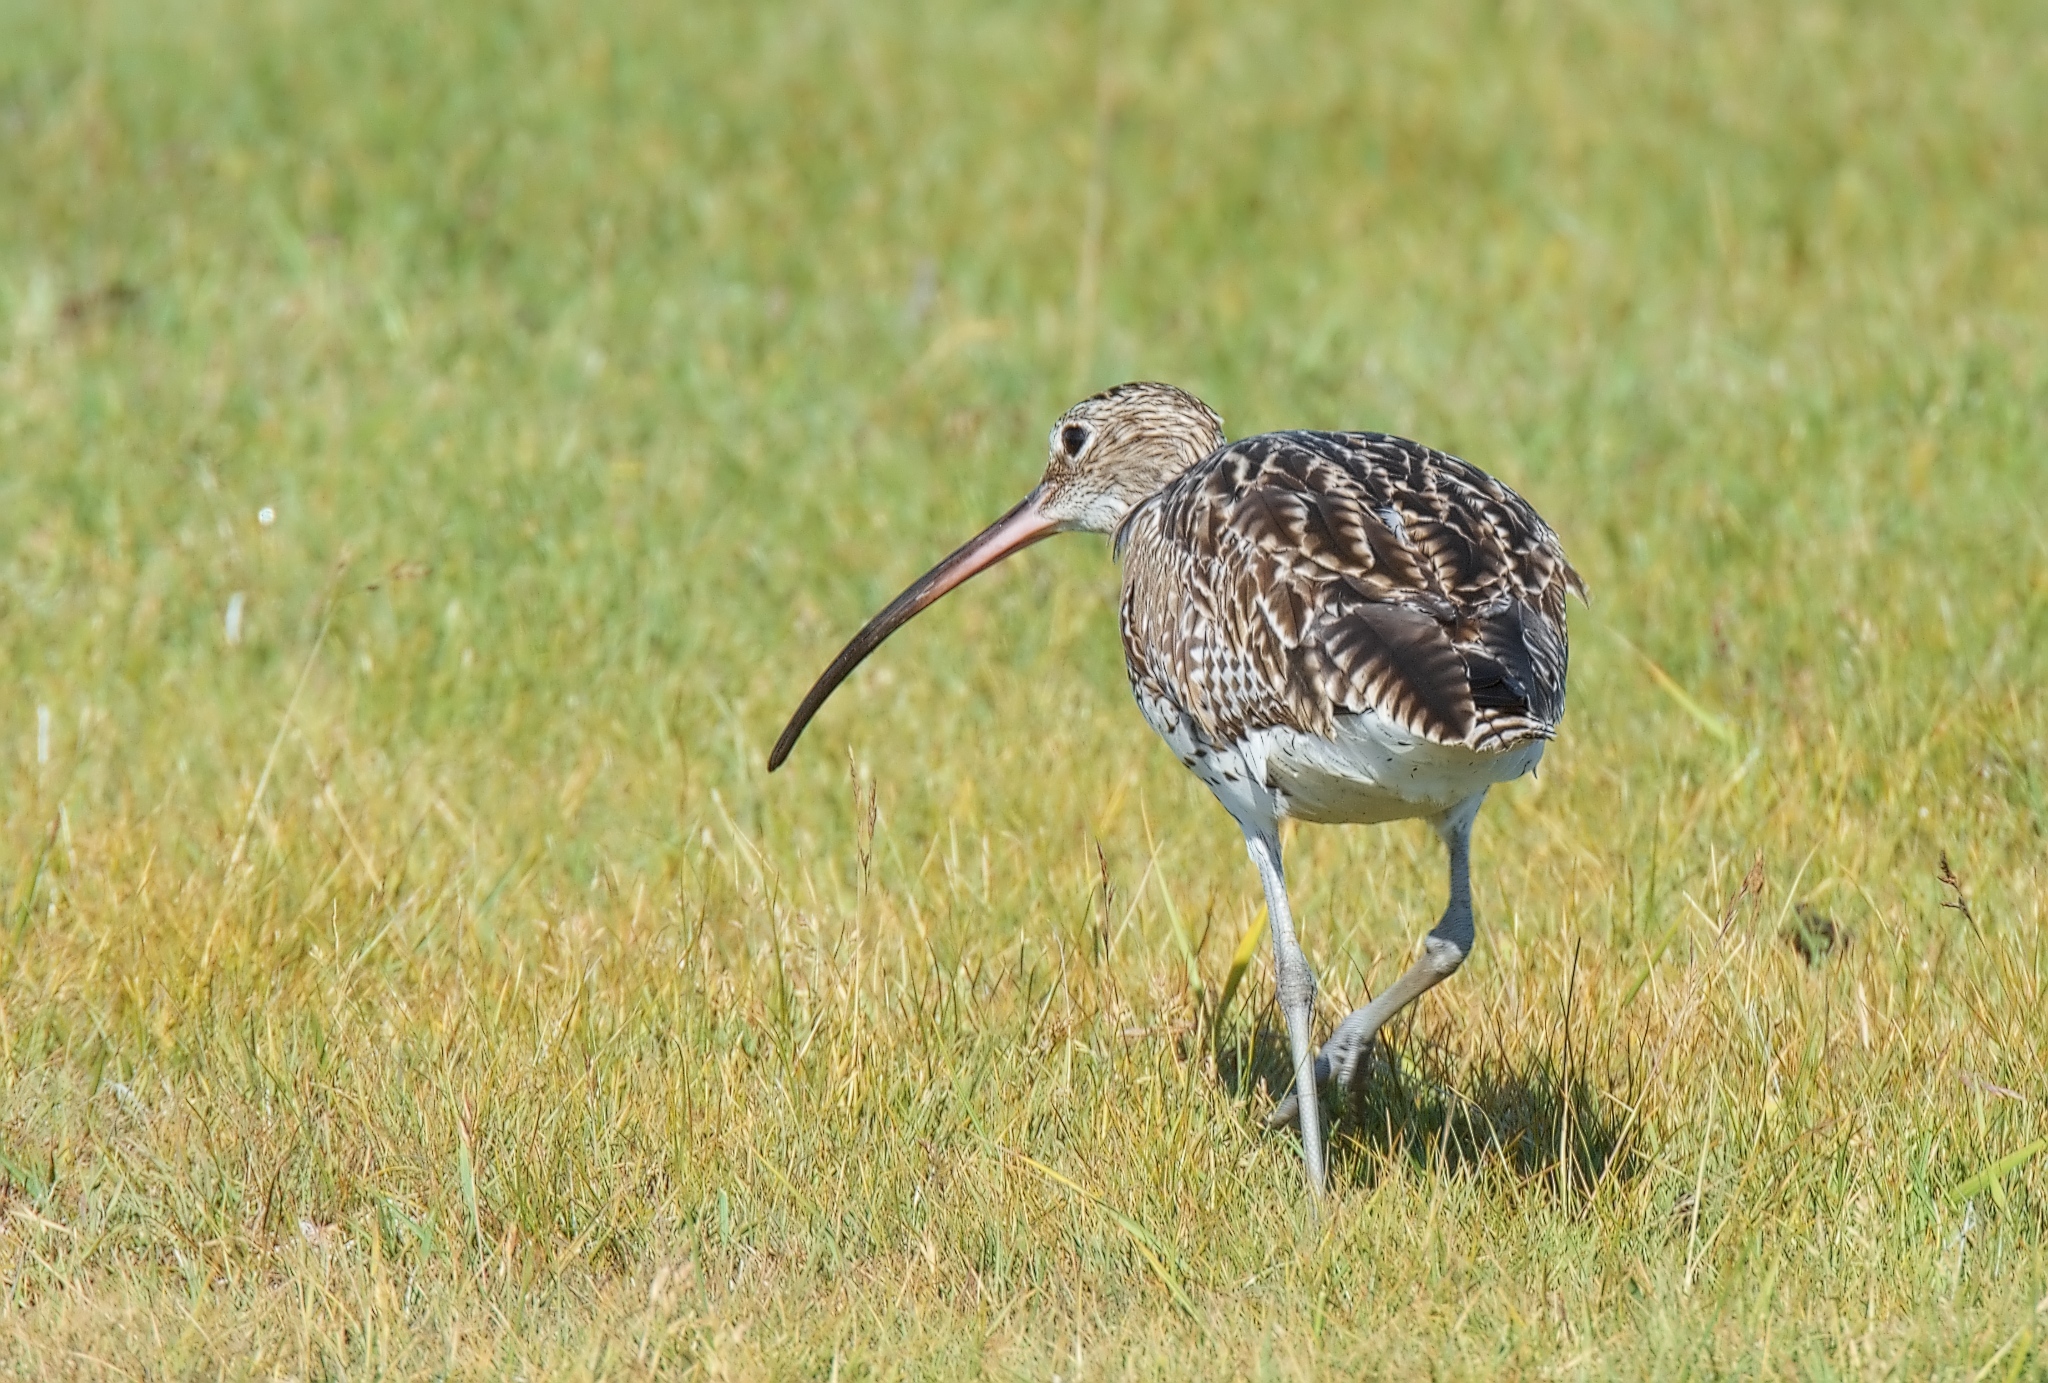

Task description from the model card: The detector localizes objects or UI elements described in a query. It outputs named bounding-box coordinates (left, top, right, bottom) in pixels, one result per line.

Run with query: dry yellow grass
left=1, top=0, right=2045, bottom=1375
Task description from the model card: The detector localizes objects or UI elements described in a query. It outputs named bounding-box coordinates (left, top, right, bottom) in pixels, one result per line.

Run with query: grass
left=2, top=0, right=2046, bottom=1375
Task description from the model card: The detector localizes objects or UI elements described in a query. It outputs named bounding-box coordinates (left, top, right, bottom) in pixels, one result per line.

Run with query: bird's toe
left=1264, top=1037, right=1384, bottom=1132
left=1326, top=1031, right=1376, bottom=1094
left=1262, top=1091, right=1300, bottom=1131
left=1262, top=1052, right=1333, bottom=1131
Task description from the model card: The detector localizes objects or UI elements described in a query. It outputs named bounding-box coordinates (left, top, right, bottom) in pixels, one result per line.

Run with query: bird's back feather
left=1118, top=431, right=1583, bottom=754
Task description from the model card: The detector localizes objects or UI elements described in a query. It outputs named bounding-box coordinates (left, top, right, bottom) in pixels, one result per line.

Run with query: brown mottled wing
left=1119, top=431, right=1585, bottom=752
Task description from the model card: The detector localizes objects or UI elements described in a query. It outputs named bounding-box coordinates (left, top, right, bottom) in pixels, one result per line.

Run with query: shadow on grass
left=1210, top=1019, right=1646, bottom=1200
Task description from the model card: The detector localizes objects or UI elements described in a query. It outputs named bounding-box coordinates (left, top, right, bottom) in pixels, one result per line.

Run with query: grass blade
left=1605, top=625, right=1739, bottom=746
left=1004, top=1148, right=1201, bottom=1326
left=1952, top=1138, right=2047, bottom=1203
left=1214, top=910, right=1267, bottom=1029
left=457, top=1127, right=483, bottom=1259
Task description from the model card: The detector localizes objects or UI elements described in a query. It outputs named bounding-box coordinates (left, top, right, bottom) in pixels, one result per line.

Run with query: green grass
left=2, top=0, right=2047, bottom=1375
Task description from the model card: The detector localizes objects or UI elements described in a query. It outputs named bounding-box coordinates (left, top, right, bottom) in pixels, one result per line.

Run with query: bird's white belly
left=1137, top=694, right=1543, bottom=829
left=1257, top=711, right=1545, bottom=824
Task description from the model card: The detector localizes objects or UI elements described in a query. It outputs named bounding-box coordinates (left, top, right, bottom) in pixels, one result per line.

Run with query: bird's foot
left=1261, top=1023, right=1378, bottom=1131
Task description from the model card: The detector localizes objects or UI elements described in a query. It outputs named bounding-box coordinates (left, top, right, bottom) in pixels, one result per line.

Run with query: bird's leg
left=1265, top=791, right=1486, bottom=1130
left=1246, top=827, right=1327, bottom=1195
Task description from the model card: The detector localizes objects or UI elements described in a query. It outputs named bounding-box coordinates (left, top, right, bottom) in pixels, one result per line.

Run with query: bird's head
left=1034, top=381, right=1227, bottom=534
left=767, top=382, right=1226, bottom=770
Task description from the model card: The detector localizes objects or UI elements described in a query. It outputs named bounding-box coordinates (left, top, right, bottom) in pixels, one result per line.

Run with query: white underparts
left=1136, top=694, right=1543, bottom=832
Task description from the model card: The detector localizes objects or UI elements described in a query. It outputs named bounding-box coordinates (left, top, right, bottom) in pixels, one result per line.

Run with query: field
left=3, top=0, right=2046, bottom=1375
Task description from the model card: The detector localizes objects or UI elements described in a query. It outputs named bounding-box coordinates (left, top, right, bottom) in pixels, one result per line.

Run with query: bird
left=768, top=382, right=1584, bottom=1195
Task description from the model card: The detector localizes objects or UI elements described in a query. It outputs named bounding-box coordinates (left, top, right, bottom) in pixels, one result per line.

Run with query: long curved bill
left=767, top=486, right=1059, bottom=771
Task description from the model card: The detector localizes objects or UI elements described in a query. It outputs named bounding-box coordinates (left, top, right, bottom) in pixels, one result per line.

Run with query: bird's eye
left=1061, top=425, right=1089, bottom=457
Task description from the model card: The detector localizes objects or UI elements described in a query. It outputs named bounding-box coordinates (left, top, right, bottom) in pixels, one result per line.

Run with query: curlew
left=768, top=382, right=1584, bottom=1194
